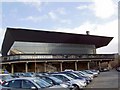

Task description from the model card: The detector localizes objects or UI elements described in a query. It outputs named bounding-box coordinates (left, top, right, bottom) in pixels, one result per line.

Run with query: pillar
left=44, top=62, right=47, bottom=72
left=107, top=61, right=111, bottom=70
left=25, top=62, right=28, bottom=73
left=11, top=64, right=14, bottom=74
left=60, top=62, right=63, bottom=72
left=75, top=61, right=78, bottom=71
left=35, top=62, right=37, bottom=73
left=98, top=61, right=101, bottom=70
left=87, top=62, right=90, bottom=70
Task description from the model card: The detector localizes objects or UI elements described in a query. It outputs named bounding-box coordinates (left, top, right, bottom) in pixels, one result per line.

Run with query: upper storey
left=1, top=27, right=113, bottom=56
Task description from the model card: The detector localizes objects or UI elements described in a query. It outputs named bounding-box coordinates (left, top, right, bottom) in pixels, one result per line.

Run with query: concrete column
left=87, top=62, right=90, bottom=70
left=107, top=61, right=111, bottom=70
left=44, top=62, right=47, bottom=72
left=75, top=61, right=78, bottom=71
left=95, top=61, right=98, bottom=68
left=11, top=64, right=14, bottom=74
left=98, top=61, right=101, bottom=70
left=35, top=62, right=37, bottom=73
left=60, top=62, right=63, bottom=72
left=25, top=62, right=28, bottom=73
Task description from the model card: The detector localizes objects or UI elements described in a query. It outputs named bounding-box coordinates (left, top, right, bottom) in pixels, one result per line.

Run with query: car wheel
left=73, top=84, right=80, bottom=90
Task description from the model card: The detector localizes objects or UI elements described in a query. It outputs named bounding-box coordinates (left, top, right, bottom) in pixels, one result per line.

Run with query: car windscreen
left=49, top=76, right=63, bottom=83
left=33, top=79, right=52, bottom=88
left=0, top=75, right=13, bottom=81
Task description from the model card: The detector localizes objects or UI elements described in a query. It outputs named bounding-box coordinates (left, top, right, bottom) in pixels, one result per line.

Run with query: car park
left=85, top=69, right=118, bottom=88
left=1, top=69, right=102, bottom=90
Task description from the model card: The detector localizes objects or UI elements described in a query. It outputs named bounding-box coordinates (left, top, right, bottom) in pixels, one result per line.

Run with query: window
left=22, top=80, right=35, bottom=89
left=33, top=79, right=51, bottom=88
left=65, top=73, right=76, bottom=78
left=53, top=75, right=69, bottom=82
left=42, top=77, right=53, bottom=84
left=9, top=80, right=21, bottom=88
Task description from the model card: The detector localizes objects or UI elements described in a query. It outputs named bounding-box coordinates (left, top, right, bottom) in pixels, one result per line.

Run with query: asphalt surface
left=85, top=69, right=119, bottom=89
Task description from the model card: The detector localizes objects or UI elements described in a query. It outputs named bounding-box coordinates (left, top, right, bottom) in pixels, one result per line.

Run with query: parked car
left=116, top=67, right=120, bottom=72
left=2, top=77, right=68, bottom=90
left=78, top=71, right=94, bottom=80
left=100, top=68, right=110, bottom=72
left=89, top=69, right=100, bottom=74
left=72, top=71, right=92, bottom=83
left=23, top=72, right=35, bottom=77
left=83, top=70, right=98, bottom=77
left=0, top=74, right=13, bottom=84
left=60, top=71, right=88, bottom=84
left=36, top=75, right=73, bottom=89
left=13, top=72, right=25, bottom=78
left=51, top=73, right=86, bottom=90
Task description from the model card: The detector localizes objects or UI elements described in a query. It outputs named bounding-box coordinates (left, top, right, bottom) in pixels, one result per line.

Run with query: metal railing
left=1, top=54, right=115, bottom=61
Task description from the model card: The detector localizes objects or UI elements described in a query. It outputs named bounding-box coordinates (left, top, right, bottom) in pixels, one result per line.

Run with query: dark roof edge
left=1, top=27, right=113, bottom=56
left=7, top=27, right=113, bottom=38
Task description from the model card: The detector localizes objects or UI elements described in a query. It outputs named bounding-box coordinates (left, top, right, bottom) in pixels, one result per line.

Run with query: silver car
left=52, top=74, right=86, bottom=90
left=2, top=77, right=69, bottom=90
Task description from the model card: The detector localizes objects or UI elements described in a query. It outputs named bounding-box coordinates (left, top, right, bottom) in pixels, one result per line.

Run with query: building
left=0, top=27, right=115, bottom=73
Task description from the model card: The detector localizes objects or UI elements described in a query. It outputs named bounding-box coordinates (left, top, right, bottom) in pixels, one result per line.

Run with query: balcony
left=1, top=54, right=115, bottom=63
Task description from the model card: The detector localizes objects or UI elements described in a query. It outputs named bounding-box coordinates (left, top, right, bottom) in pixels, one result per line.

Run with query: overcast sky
left=0, top=0, right=119, bottom=54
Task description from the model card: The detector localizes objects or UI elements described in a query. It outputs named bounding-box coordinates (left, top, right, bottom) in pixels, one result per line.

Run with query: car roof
left=6, top=77, right=40, bottom=81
